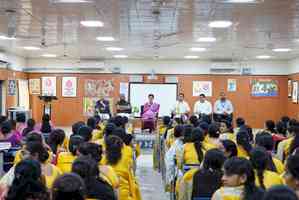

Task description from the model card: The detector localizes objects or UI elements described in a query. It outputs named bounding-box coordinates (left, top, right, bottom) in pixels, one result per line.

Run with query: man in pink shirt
left=141, top=94, right=160, bottom=133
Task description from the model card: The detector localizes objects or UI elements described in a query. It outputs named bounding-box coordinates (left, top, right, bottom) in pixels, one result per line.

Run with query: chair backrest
left=193, top=197, right=211, bottom=200
left=3, top=146, right=22, bottom=172
left=140, top=105, right=144, bottom=116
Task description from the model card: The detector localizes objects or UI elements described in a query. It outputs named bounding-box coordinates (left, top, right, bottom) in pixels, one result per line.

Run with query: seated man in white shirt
left=213, top=92, right=234, bottom=123
left=171, top=93, right=190, bottom=123
left=193, top=93, right=212, bottom=121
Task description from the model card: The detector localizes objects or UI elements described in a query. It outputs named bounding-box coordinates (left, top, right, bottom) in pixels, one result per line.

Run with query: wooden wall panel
left=27, top=73, right=288, bottom=128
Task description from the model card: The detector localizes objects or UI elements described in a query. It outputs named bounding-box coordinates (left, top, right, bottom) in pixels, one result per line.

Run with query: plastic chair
left=3, top=146, right=21, bottom=172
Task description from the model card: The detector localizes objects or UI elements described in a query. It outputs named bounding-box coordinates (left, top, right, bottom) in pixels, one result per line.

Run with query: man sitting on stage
left=213, top=92, right=234, bottom=123
left=116, top=94, right=132, bottom=114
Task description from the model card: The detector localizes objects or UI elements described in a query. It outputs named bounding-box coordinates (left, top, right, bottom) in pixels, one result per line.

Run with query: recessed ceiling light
left=23, top=46, right=41, bottom=50
left=272, top=48, right=292, bottom=52
left=114, top=55, right=128, bottom=58
left=184, top=55, right=199, bottom=59
left=190, top=47, right=206, bottom=52
left=0, top=36, right=16, bottom=40
left=197, top=37, right=217, bottom=42
left=80, top=20, right=104, bottom=27
left=53, top=0, right=92, bottom=3
left=106, top=47, right=123, bottom=51
left=42, top=54, right=57, bottom=58
left=224, top=0, right=257, bottom=3
left=209, top=20, right=233, bottom=28
left=256, top=55, right=271, bottom=59
left=96, top=36, right=115, bottom=41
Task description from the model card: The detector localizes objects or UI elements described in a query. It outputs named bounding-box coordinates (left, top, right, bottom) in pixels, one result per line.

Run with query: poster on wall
left=193, top=81, right=212, bottom=97
left=62, top=77, right=77, bottom=97
left=84, top=80, right=114, bottom=97
left=251, top=79, right=279, bottom=97
left=29, top=79, right=40, bottom=95
left=292, top=81, right=298, bottom=103
left=42, top=77, right=56, bottom=96
left=227, top=79, right=237, bottom=92
left=7, top=80, right=17, bottom=96
left=83, top=97, right=114, bottom=116
left=288, top=79, right=292, bottom=98
left=119, top=82, right=129, bottom=100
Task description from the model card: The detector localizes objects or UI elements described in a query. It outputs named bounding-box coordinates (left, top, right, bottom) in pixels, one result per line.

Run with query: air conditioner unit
left=0, top=52, right=9, bottom=68
left=210, top=62, right=240, bottom=74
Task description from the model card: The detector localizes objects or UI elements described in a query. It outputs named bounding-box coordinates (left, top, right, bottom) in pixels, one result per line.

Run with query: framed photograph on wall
left=251, top=79, right=279, bottom=97
left=292, top=81, right=298, bottom=103
left=62, top=77, right=77, bottom=97
left=288, top=79, right=292, bottom=98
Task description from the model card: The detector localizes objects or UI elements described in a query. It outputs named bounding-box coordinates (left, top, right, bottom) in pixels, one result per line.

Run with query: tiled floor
left=136, top=150, right=169, bottom=200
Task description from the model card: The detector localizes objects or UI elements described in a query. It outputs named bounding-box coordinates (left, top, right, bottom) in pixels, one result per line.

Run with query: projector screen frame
left=128, top=82, right=178, bottom=118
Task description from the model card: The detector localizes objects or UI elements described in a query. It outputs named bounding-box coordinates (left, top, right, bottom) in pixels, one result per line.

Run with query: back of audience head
left=78, top=142, right=102, bottom=163
left=0, top=120, right=11, bottom=136
left=220, top=139, right=238, bottom=158
left=189, top=115, right=199, bottom=127
left=72, top=155, right=99, bottom=184
left=105, top=135, right=123, bottom=165
left=281, top=116, right=290, bottom=127
left=69, top=135, right=85, bottom=156
left=173, top=125, right=184, bottom=138
left=22, top=118, right=36, bottom=137
left=25, top=141, right=49, bottom=163
left=48, top=129, right=66, bottom=154
left=6, top=159, right=49, bottom=200
left=25, top=132, right=43, bottom=144
left=103, top=123, right=116, bottom=137
left=276, top=121, right=287, bottom=136
left=41, top=114, right=51, bottom=133
left=77, top=125, right=93, bottom=142
left=16, top=113, right=26, bottom=123
left=265, top=120, right=276, bottom=133
left=199, top=121, right=209, bottom=136
left=192, top=149, right=225, bottom=198
left=262, top=185, right=298, bottom=200
left=285, top=153, right=299, bottom=192
left=288, top=123, right=299, bottom=155
left=249, top=147, right=269, bottom=189
left=114, top=115, right=125, bottom=128
left=182, top=124, right=193, bottom=143
left=236, top=117, right=245, bottom=128
left=191, top=127, right=205, bottom=163
left=255, top=131, right=274, bottom=151
left=239, top=125, right=254, bottom=142
left=236, top=130, right=252, bottom=154
left=87, top=117, right=96, bottom=130
left=52, top=173, right=85, bottom=200
left=208, top=123, right=220, bottom=139
left=72, top=121, right=85, bottom=135
left=111, top=127, right=127, bottom=142
left=0, top=115, right=7, bottom=124
left=162, top=116, right=171, bottom=126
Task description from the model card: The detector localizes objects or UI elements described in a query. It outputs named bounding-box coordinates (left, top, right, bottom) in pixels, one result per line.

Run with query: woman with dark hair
left=212, top=157, right=264, bottom=200
left=22, top=119, right=36, bottom=137
left=52, top=173, right=86, bottom=200
left=255, top=131, right=285, bottom=174
left=57, top=135, right=84, bottom=173
left=179, top=149, right=226, bottom=200
left=104, top=135, right=141, bottom=200
left=265, top=120, right=277, bottom=134
left=40, top=114, right=52, bottom=134
left=272, top=121, right=287, bottom=152
left=285, top=124, right=299, bottom=158
left=220, top=139, right=238, bottom=158
left=189, top=115, right=199, bottom=127
left=0, top=120, right=21, bottom=147
left=5, top=159, right=49, bottom=200
left=47, top=129, right=66, bottom=161
left=78, top=142, right=119, bottom=189
left=236, top=130, right=252, bottom=158
left=87, top=117, right=103, bottom=141
left=262, top=185, right=298, bottom=200
left=72, top=156, right=116, bottom=200
left=205, top=123, right=221, bottom=149
left=250, top=147, right=283, bottom=189
left=284, top=153, right=299, bottom=198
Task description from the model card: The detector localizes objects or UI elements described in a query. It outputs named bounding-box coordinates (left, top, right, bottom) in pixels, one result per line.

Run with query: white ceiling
left=0, top=0, right=299, bottom=61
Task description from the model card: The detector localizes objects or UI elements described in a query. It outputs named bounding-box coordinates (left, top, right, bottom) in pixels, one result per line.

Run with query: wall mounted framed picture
left=251, top=79, right=279, bottom=97
left=42, top=77, right=56, bottom=96
left=292, top=81, right=298, bottom=103
left=62, top=77, right=77, bottom=97
left=288, top=79, right=292, bottom=98
left=29, top=79, right=40, bottom=95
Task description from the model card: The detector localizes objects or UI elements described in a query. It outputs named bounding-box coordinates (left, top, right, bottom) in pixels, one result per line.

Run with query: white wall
left=26, top=58, right=290, bottom=75
left=288, top=58, right=299, bottom=74
left=0, top=52, right=26, bottom=71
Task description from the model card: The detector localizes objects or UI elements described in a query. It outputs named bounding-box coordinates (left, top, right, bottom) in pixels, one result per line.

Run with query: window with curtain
left=18, top=80, right=29, bottom=110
